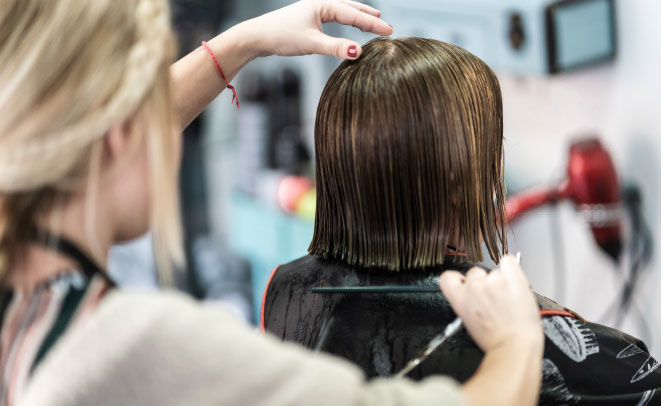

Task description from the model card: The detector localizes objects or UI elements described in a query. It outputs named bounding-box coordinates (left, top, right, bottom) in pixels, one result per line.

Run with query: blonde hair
left=0, top=0, right=183, bottom=282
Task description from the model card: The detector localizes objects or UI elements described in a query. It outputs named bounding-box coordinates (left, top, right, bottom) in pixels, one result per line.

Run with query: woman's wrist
left=230, top=17, right=275, bottom=59
left=464, top=330, right=543, bottom=406
left=205, top=21, right=263, bottom=83
left=170, top=20, right=263, bottom=129
left=489, top=326, right=544, bottom=357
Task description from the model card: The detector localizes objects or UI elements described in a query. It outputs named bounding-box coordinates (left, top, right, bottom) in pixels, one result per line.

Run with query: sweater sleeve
left=19, top=290, right=464, bottom=406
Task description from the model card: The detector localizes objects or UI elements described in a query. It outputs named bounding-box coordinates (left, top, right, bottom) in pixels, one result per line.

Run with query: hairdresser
left=0, top=1, right=542, bottom=405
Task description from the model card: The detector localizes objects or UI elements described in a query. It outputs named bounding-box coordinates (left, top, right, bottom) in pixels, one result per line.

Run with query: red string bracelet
left=201, top=41, right=239, bottom=109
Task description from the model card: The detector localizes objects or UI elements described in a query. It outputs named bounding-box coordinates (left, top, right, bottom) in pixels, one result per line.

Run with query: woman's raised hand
left=439, top=255, right=543, bottom=353
left=238, top=0, right=393, bottom=60
left=172, top=1, right=392, bottom=132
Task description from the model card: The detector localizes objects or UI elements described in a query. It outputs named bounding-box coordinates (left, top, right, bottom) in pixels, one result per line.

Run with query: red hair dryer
left=506, top=138, right=622, bottom=262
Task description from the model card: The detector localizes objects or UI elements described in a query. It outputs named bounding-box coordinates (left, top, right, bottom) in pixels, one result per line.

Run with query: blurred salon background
left=109, top=0, right=661, bottom=356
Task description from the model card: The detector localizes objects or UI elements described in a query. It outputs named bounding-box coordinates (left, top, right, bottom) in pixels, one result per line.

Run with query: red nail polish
left=348, top=45, right=357, bottom=58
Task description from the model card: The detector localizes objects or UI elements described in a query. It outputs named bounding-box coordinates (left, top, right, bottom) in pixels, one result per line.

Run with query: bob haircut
left=309, top=37, right=507, bottom=270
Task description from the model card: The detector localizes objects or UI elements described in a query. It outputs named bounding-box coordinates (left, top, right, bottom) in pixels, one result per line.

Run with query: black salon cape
left=262, top=255, right=661, bottom=406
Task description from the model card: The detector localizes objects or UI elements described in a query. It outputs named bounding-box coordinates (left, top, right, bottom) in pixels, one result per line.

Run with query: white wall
left=501, top=0, right=661, bottom=355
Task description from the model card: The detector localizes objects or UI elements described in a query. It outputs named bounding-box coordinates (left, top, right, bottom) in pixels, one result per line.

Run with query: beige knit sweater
left=18, top=290, right=464, bottom=406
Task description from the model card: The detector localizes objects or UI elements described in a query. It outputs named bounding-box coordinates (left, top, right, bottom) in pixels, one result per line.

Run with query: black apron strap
left=32, top=230, right=116, bottom=287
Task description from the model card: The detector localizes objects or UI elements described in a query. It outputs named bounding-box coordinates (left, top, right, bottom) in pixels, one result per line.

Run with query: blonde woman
left=0, top=1, right=542, bottom=405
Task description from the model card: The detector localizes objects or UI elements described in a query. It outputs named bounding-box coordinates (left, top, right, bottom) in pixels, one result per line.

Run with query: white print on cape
left=543, top=316, right=599, bottom=362
left=617, top=343, right=646, bottom=359
left=637, top=389, right=655, bottom=406
left=540, top=359, right=577, bottom=404
left=632, top=356, right=661, bottom=383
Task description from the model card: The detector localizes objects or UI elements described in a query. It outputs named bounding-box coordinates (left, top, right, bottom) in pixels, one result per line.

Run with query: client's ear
left=104, top=120, right=135, bottom=166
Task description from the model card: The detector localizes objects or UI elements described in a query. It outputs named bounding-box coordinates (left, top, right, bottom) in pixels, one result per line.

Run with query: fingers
left=497, top=254, right=529, bottom=286
left=320, top=1, right=393, bottom=36
left=339, top=0, right=381, bottom=17
left=312, top=32, right=363, bottom=59
left=439, top=271, right=467, bottom=309
left=466, top=266, right=487, bottom=281
left=499, top=254, right=520, bottom=272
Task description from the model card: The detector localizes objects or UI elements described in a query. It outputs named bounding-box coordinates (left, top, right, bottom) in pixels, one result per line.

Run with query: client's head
left=310, top=37, right=506, bottom=270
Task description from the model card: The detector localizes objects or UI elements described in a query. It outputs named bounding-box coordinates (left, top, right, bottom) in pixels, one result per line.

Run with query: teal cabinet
left=229, top=192, right=314, bottom=323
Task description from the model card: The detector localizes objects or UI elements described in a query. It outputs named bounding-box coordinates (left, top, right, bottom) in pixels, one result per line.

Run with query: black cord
left=596, top=185, right=653, bottom=343
left=597, top=293, right=620, bottom=324
left=549, top=203, right=566, bottom=304
left=31, top=229, right=116, bottom=287
left=632, top=299, right=654, bottom=346
left=614, top=185, right=653, bottom=330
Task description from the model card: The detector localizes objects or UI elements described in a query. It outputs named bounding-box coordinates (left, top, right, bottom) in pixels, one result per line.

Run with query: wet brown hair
left=309, top=37, right=507, bottom=270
